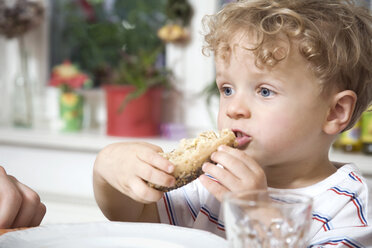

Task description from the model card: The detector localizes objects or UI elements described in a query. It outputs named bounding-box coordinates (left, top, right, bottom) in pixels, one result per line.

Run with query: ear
left=323, top=90, right=357, bottom=135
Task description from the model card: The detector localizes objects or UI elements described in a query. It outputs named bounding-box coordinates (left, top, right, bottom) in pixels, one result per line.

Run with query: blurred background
left=0, top=0, right=370, bottom=225
left=0, top=0, right=225, bottom=136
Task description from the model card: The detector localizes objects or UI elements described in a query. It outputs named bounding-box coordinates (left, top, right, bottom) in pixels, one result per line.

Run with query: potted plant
left=101, top=1, right=171, bottom=137
left=105, top=49, right=171, bottom=137
left=51, top=0, right=171, bottom=137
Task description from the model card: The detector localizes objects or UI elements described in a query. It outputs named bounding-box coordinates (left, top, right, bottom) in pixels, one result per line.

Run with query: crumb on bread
left=148, top=129, right=237, bottom=192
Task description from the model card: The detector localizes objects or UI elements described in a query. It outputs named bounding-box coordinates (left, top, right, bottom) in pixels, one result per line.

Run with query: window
left=49, top=0, right=167, bottom=87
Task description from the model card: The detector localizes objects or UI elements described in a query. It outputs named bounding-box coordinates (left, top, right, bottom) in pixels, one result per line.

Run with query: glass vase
left=12, top=35, right=33, bottom=128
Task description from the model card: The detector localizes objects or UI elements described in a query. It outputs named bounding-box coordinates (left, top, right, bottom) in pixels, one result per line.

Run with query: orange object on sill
left=105, top=85, right=163, bottom=137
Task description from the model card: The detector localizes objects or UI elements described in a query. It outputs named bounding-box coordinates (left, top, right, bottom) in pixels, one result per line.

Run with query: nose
left=226, top=94, right=251, bottom=119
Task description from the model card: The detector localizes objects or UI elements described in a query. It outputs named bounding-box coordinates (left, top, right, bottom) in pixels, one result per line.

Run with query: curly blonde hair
left=203, top=0, right=372, bottom=129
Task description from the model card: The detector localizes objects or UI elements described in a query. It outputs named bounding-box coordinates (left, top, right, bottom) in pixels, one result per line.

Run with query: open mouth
left=233, top=129, right=252, bottom=148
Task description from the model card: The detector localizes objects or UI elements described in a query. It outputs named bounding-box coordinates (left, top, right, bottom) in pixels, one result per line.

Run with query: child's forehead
left=214, top=34, right=315, bottom=84
left=228, top=29, right=262, bottom=50
left=215, top=31, right=294, bottom=67
left=214, top=32, right=258, bottom=66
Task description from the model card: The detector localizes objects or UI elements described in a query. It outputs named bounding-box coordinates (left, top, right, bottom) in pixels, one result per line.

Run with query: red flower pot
left=105, top=85, right=163, bottom=137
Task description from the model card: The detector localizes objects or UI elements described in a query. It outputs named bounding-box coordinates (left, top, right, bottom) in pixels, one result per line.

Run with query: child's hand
left=0, top=166, right=46, bottom=229
left=94, top=142, right=176, bottom=204
left=199, top=145, right=267, bottom=202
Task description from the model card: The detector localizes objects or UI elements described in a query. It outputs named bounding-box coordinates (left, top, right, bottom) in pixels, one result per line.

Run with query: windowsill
left=0, top=126, right=178, bottom=153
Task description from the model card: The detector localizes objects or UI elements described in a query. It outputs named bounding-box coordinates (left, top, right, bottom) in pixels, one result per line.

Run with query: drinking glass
left=223, top=189, right=312, bottom=248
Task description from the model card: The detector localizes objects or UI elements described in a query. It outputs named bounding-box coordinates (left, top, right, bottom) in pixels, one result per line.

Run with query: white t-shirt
left=157, top=164, right=372, bottom=247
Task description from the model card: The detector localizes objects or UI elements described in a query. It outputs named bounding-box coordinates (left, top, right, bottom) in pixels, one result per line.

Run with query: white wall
left=166, top=0, right=220, bottom=136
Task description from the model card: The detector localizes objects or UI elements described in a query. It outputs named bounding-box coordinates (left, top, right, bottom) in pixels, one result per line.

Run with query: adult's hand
left=0, top=166, right=46, bottom=229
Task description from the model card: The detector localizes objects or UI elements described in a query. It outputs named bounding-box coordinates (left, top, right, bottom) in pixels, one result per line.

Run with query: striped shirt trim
left=312, top=213, right=332, bottom=231
left=200, top=205, right=225, bottom=231
left=309, top=237, right=364, bottom=248
left=163, top=193, right=176, bottom=225
left=349, top=172, right=363, bottom=183
left=205, top=173, right=220, bottom=183
left=182, top=188, right=197, bottom=220
left=329, top=187, right=368, bottom=226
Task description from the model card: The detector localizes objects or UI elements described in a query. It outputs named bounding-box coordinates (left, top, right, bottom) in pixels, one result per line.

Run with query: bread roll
left=149, top=129, right=237, bottom=192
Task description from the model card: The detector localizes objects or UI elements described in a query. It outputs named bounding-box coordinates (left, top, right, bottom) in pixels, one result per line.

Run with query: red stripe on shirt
left=313, top=217, right=326, bottom=224
left=162, top=195, right=173, bottom=225
left=351, top=172, right=363, bottom=183
left=330, top=188, right=366, bottom=226
left=323, top=242, right=354, bottom=248
left=351, top=200, right=367, bottom=226
left=200, top=208, right=225, bottom=231
left=313, top=217, right=329, bottom=231
left=187, top=207, right=196, bottom=221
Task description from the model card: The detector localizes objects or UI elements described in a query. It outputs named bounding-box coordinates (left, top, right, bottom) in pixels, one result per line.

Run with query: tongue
left=236, top=136, right=251, bottom=148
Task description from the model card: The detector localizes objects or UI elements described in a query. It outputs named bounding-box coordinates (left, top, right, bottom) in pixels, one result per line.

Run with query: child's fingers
left=199, top=174, right=229, bottom=202
left=212, top=145, right=264, bottom=179
left=130, top=177, right=164, bottom=203
left=202, top=162, right=239, bottom=190
left=206, top=147, right=267, bottom=192
left=137, top=150, right=174, bottom=174
left=136, top=142, right=164, bottom=153
left=137, top=162, right=175, bottom=188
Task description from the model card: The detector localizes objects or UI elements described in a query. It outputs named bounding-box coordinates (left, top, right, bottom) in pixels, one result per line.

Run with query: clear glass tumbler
left=223, top=189, right=313, bottom=248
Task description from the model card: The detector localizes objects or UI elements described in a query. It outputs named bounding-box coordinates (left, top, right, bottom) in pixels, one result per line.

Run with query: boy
left=93, top=0, right=372, bottom=246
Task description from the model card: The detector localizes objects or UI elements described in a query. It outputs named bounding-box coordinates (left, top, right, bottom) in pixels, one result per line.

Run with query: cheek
left=256, top=114, right=300, bottom=146
left=256, top=110, right=319, bottom=153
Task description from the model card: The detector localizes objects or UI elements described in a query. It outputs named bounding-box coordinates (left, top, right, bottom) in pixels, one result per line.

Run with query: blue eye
left=222, top=87, right=234, bottom=96
left=259, top=87, right=274, bottom=97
